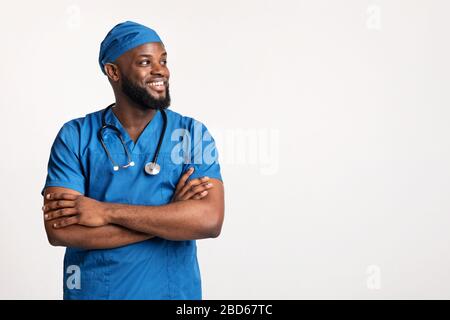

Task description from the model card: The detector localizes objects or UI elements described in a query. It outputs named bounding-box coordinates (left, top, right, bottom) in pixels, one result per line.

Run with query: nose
left=151, top=63, right=168, bottom=77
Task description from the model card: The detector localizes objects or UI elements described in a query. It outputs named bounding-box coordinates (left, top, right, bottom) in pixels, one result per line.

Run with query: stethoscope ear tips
left=129, top=161, right=135, bottom=167
left=113, top=165, right=119, bottom=171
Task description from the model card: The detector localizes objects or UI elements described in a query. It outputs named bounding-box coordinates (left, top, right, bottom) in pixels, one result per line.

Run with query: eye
left=140, top=60, right=150, bottom=66
left=161, top=60, right=167, bottom=66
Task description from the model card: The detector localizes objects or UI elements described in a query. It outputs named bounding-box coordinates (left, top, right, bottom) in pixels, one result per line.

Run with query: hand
left=43, top=193, right=109, bottom=228
left=171, top=167, right=214, bottom=202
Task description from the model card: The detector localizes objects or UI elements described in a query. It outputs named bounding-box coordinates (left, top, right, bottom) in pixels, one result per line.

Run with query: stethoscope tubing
left=98, top=103, right=167, bottom=174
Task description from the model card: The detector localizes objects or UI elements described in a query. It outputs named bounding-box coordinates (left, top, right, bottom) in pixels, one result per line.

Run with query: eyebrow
left=137, top=52, right=167, bottom=58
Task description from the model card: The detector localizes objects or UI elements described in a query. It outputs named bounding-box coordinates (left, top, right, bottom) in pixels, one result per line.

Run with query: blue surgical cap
left=99, top=21, right=163, bottom=75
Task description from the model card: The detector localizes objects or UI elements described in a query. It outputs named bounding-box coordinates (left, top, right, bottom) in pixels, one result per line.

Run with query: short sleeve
left=183, top=119, right=223, bottom=183
left=41, top=123, right=85, bottom=195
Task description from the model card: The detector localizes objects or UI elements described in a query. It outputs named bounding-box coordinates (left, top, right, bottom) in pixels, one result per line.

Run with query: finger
left=172, top=167, right=195, bottom=200
left=177, top=177, right=202, bottom=198
left=171, top=178, right=208, bottom=202
left=178, top=177, right=209, bottom=199
left=52, top=216, right=79, bottom=229
left=178, top=176, right=210, bottom=198
left=45, top=193, right=79, bottom=201
left=191, top=181, right=214, bottom=194
left=45, top=208, right=78, bottom=221
left=192, top=190, right=209, bottom=200
left=175, top=167, right=195, bottom=191
left=42, top=200, right=76, bottom=213
left=181, top=182, right=213, bottom=201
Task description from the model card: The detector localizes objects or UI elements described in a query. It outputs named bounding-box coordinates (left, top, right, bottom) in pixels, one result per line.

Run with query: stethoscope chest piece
left=145, top=162, right=161, bottom=175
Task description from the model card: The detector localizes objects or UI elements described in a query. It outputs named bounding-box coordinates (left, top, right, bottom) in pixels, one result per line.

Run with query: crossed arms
left=42, top=168, right=224, bottom=250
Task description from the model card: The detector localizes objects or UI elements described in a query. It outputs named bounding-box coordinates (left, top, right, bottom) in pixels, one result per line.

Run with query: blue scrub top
left=43, top=106, right=223, bottom=300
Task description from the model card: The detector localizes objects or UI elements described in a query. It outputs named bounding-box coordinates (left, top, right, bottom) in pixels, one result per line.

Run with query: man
left=41, top=21, right=224, bottom=300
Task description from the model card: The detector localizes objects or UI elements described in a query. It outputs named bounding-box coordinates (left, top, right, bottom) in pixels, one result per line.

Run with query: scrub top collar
left=104, top=105, right=163, bottom=154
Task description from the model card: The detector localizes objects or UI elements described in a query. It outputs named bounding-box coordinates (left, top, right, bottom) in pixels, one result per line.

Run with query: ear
left=104, top=63, right=120, bottom=82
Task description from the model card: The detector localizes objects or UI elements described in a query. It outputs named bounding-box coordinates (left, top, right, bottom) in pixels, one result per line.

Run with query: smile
left=148, top=81, right=166, bottom=92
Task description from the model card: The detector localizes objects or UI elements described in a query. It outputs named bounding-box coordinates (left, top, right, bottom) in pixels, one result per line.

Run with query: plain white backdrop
left=1, top=0, right=449, bottom=299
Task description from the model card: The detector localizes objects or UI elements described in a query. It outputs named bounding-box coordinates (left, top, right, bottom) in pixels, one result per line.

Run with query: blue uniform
left=42, top=106, right=222, bottom=299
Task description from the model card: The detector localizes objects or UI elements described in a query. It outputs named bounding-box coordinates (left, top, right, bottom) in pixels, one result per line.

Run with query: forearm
left=46, top=222, right=154, bottom=250
left=106, top=199, right=221, bottom=241
left=43, top=180, right=224, bottom=242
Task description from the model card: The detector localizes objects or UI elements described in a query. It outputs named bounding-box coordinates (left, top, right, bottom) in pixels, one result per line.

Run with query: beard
left=121, top=75, right=171, bottom=111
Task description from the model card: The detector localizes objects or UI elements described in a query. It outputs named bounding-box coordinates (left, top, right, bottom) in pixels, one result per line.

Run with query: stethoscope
left=97, top=103, right=167, bottom=175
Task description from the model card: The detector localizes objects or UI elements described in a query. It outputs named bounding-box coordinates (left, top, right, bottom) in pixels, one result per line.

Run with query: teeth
left=149, top=81, right=164, bottom=86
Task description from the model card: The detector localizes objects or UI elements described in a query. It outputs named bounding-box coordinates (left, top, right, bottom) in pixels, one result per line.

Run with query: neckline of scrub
left=105, top=106, right=163, bottom=153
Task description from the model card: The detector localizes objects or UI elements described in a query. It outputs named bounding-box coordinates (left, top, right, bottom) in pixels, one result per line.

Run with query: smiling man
left=41, top=21, right=224, bottom=300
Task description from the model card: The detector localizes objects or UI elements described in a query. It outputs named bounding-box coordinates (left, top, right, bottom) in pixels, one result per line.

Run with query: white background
left=1, top=0, right=449, bottom=299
